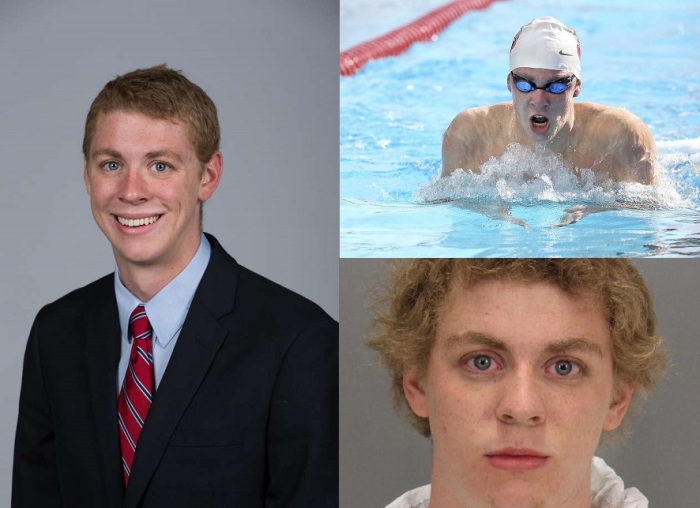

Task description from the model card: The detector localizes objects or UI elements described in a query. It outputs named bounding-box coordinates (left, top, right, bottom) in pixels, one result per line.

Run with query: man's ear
left=83, top=159, right=91, bottom=196
left=198, top=151, right=223, bottom=202
left=573, top=79, right=582, bottom=98
left=403, top=367, right=429, bottom=418
left=602, top=382, right=634, bottom=431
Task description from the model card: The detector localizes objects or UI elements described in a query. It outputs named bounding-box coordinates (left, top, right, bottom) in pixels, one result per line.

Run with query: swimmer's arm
left=454, top=200, right=529, bottom=230
left=615, top=115, right=659, bottom=185
left=441, top=113, right=475, bottom=177
left=553, top=204, right=616, bottom=227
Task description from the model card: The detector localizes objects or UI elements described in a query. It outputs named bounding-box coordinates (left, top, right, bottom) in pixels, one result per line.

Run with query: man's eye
left=549, top=360, right=581, bottom=377
left=154, top=162, right=169, bottom=172
left=105, top=161, right=120, bottom=171
left=466, top=354, right=497, bottom=372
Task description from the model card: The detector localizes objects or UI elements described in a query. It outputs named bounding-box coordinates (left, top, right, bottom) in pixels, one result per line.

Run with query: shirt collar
left=114, top=234, right=212, bottom=348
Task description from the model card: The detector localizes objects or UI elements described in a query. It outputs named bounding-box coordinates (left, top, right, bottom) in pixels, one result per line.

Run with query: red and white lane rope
left=340, top=0, right=504, bottom=77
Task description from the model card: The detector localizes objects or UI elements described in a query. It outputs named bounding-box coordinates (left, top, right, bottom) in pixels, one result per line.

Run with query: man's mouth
left=530, top=114, right=549, bottom=133
left=115, top=215, right=162, bottom=228
left=486, top=448, right=549, bottom=471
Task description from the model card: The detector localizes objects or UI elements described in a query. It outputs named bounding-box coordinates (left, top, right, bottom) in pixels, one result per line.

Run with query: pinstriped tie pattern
left=117, top=305, right=154, bottom=487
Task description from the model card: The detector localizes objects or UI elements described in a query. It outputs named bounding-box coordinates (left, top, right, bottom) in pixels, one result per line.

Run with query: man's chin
left=484, top=483, right=549, bottom=508
left=111, top=244, right=162, bottom=269
left=528, top=129, right=559, bottom=149
left=529, top=123, right=556, bottom=140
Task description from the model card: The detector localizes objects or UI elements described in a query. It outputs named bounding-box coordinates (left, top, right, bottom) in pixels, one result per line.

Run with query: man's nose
left=529, top=89, right=550, bottom=109
left=495, top=370, right=545, bottom=426
left=119, top=168, right=149, bottom=204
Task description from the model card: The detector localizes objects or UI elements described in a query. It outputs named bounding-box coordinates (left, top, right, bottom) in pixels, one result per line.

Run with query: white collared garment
left=385, top=457, right=648, bottom=508
left=115, top=234, right=211, bottom=393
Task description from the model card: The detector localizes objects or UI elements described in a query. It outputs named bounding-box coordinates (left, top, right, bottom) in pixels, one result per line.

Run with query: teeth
left=532, top=115, right=547, bottom=124
left=117, top=215, right=161, bottom=227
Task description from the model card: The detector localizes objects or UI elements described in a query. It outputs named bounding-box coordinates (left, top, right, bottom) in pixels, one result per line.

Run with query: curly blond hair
left=367, top=259, right=668, bottom=437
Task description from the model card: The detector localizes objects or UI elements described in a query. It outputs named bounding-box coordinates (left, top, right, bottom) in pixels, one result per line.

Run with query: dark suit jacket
left=12, top=234, right=339, bottom=507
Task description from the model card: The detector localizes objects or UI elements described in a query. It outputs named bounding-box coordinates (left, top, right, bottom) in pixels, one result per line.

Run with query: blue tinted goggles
left=510, top=72, right=575, bottom=94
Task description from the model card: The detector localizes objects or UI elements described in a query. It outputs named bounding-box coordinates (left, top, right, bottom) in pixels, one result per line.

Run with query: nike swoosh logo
left=559, top=50, right=574, bottom=56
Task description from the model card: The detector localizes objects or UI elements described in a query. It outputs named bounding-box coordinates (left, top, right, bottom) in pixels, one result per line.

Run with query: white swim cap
left=509, top=16, right=581, bottom=79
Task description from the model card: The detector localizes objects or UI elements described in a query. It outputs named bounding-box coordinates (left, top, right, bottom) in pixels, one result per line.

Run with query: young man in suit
left=13, top=65, right=338, bottom=507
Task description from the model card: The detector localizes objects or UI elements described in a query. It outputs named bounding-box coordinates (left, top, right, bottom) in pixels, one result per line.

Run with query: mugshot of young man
left=367, top=259, right=667, bottom=508
left=12, top=65, right=339, bottom=508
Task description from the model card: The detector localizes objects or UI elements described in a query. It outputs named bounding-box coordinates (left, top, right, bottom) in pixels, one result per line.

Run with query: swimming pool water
left=340, top=0, right=700, bottom=257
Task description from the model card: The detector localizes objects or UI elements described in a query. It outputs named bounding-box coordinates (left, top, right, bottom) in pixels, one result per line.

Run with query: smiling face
left=508, top=67, right=581, bottom=150
left=403, top=280, right=632, bottom=508
left=84, top=110, right=222, bottom=282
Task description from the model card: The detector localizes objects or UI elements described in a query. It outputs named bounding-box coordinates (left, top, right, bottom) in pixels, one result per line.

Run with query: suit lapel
left=82, top=283, right=124, bottom=507
left=123, top=235, right=239, bottom=508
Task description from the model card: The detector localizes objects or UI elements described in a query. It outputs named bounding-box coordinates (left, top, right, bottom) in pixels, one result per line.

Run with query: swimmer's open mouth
left=530, top=115, right=549, bottom=132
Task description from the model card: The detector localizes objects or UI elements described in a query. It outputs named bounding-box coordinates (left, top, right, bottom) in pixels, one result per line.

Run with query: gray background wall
left=0, top=0, right=338, bottom=503
left=340, top=259, right=700, bottom=507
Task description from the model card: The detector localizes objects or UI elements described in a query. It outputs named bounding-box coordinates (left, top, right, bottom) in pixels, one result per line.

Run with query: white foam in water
left=657, top=137, right=700, bottom=154
left=416, top=143, right=692, bottom=209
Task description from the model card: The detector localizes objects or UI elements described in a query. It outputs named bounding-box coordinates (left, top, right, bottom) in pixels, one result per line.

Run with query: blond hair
left=82, top=64, right=220, bottom=166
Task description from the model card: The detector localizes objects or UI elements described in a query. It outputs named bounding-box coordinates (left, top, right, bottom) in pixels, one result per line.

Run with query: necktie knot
left=129, top=304, right=152, bottom=343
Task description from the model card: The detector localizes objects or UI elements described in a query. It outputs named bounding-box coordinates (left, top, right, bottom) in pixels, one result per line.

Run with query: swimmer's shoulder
left=576, top=102, right=655, bottom=149
left=576, top=102, right=650, bottom=134
left=446, top=102, right=512, bottom=138
left=576, top=102, right=657, bottom=184
left=442, top=104, right=511, bottom=176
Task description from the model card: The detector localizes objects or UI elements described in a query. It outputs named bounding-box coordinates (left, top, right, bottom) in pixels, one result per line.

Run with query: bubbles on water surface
left=416, top=143, right=691, bottom=210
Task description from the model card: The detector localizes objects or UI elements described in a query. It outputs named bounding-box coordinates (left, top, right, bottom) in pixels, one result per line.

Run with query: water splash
left=416, top=143, right=692, bottom=209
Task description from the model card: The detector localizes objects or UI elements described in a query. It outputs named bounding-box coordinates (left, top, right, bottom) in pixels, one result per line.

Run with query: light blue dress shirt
left=115, top=235, right=211, bottom=393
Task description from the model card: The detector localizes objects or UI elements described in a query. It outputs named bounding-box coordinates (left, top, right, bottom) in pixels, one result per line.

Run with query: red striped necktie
left=117, top=305, right=155, bottom=487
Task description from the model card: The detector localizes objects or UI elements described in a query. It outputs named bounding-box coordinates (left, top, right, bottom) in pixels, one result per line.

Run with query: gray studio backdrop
left=340, top=259, right=700, bottom=507
left=0, top=0, right=338, bottom=502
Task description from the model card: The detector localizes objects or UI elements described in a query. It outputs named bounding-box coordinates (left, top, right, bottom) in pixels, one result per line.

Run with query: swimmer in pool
left=442, top=16, right=658, bottom=186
